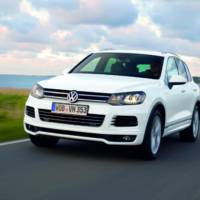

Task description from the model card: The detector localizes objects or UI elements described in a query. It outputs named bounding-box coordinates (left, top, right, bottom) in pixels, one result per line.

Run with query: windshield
left=71, top=53, right=164, bottom=79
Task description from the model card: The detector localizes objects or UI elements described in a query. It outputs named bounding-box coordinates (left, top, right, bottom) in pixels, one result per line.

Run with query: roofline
left=161, top=51, right=180, bottom=58
left=92, top=49, right=180, bottom=57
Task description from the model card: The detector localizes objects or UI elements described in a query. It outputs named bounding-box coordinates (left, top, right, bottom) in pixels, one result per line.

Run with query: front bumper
left=24, top=95, right=149, bottom=145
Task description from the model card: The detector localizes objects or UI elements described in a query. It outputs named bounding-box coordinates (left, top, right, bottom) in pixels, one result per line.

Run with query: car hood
left=39, top=73, right=158, bottom=93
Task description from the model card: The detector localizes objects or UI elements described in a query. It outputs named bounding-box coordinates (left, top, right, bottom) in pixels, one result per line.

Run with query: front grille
left=111, top=116, right=138, bottom=127
left=43, top=88, right=111, bottom=103
left=25, top=124, right=136, bottom=142
left=39, top=109, right=105, bottom=127
left=26, top=106, right=35, bottom=118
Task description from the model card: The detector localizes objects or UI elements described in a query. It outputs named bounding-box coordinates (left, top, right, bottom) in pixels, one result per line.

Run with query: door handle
left=193, top=89, right=197, bottom=92
left=181, top=90, right=186, bottom=93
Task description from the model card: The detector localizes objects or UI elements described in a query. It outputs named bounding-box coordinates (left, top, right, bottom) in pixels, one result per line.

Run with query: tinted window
left=71, top=53, right=164, bottom=79
left=166, top=57, right=179, bottom=81
left=176, top=58, right=188, bottom=81
left=79, top=57, right=101, bottom=72
left=183, top=62, right=192, bottom=81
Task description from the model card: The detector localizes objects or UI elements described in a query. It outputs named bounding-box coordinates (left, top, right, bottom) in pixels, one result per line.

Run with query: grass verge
left=0, top=88, right=29, bottom=142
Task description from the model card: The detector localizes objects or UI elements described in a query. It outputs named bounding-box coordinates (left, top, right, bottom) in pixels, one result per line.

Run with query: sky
left=0, top=0, right=200, bottom=76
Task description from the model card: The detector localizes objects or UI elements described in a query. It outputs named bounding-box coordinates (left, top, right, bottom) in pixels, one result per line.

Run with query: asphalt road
left=1, top=135, right=200, bottom=200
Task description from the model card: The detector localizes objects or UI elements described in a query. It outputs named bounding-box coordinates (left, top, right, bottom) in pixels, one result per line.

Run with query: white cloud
left=0, top=0, right=199, bottom=76
left=181, top=55, right=200, bottom=76
left=132, top=0, right=161, bottom=37
left=20, top=0, right=49, bottom=24
left=136, top=16, right=162, bottom=37
left=51, top=30, right=73, bottom=40
left=144, top=0, right=200, bottom=42
left=37, top=48, right=69, bottom=61
left=0, top=50, right=85, bottom=75
left=47, top=0, right=138, bottom=27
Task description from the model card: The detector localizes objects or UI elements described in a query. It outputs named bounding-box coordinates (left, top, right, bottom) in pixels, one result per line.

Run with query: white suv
left=24, top=50, right=200, bottom=159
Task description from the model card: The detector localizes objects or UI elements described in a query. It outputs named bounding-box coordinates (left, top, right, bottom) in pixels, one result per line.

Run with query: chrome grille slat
left=43, top=95, right=66, bottom=100
left=44, top=88, right=69, bottom=92
left=39, top=110, right=103, bottom=119
left=79, top=94, right=109, bottom=98
left=44, top=92, right=66, bottom=97
left=43, top=88, right=111, bottom=103
left=39, top=113, right=103, bottom=122
left=39, top=109, right=105, bottom=127
left=41, top=117, right=101, bottom=126
left=44, top=91, right=67, bottom=95
left=78, top=98, right=107, bottom=103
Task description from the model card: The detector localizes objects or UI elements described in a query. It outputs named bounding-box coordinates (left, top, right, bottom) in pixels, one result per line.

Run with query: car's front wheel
left=141, top=110, right=163, bottom=160
left=29, top=134, right=59, bottom=147
left=180, top=105, right=199, bottom=142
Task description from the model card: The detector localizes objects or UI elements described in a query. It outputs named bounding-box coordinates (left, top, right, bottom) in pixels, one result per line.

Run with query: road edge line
left=0, top=139, right=29, bottom=147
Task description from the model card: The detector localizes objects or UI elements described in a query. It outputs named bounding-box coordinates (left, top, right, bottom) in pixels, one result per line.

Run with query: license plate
left=51, top=103, right=88, bottom=116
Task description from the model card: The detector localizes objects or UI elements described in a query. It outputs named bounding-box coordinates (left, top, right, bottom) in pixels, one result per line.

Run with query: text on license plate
left=51, top=103, right=88, bottom=116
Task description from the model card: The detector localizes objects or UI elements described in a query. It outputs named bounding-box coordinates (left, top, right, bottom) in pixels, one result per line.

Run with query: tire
left=179, top=105, right=200, bottom=142
left=141, top=110, right=163, bottom=160
left=29, top=134, right=59, bottom=147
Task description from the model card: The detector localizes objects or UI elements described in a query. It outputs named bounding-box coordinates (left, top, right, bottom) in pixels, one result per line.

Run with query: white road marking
left=0, top=139, right=29, bottom=147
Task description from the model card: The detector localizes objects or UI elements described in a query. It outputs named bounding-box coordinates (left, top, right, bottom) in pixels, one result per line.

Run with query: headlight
left=108, top=91, right=146, bottom=105
left=31, top=84, right=44, bottom=99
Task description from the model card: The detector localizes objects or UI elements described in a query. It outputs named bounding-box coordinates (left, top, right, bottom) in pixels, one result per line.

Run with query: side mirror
left=62, top=66, right=74, bottom=75
left=168, top=75, right=187, bottom=88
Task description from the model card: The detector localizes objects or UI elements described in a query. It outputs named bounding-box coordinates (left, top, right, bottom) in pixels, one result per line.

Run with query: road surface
left=0, top=135, right=200, bottom=200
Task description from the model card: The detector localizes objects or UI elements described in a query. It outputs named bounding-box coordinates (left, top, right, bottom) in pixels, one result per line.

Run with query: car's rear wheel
left=180, top=105, right=199, bottom=142
left=141, top=110, right=163, bottom=160
left=29, top=134, right=59, bottom=147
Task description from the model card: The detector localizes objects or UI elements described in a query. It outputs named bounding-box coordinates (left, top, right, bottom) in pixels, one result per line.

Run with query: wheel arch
left=149, top=102, right=166, bottom=134
left=196, top=100, right=200, bottom=114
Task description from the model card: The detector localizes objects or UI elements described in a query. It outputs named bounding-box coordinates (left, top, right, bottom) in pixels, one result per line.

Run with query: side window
left=80, top=57, right=101, bottom=72
left=183, top=62, right=192, bottom=81
left=166, top=57, right=179, bottom=81
left=176, top=58, right=188, bottom=81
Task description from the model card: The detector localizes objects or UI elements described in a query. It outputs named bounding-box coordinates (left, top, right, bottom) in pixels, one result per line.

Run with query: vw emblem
left=66, top=91, right=79, bottom=103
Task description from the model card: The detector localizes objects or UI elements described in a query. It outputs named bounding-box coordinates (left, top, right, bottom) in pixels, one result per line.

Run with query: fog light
left=26, top=124, right=38, bottom=132
left=123, top=136, right=131, bottom=141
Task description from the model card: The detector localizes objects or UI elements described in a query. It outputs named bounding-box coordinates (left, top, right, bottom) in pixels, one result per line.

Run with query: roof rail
left=162, top=51, right=180, bottom=57
left=102, top=48, right=115, bottom=51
